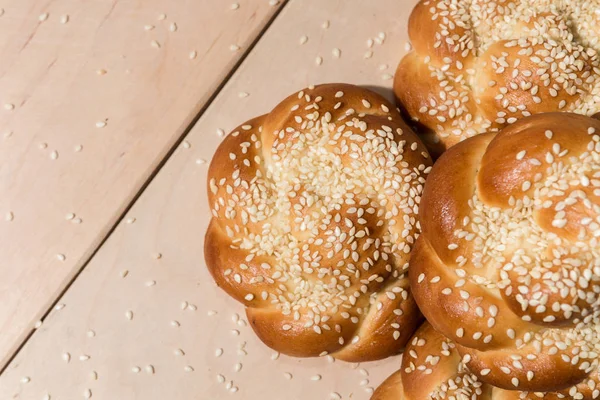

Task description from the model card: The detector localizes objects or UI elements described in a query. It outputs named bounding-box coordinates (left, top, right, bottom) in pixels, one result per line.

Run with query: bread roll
left=395, top=0, right=600, bottom=157
left=372, top=322, right=600, bottom=400
left=410, top=112, right=600, bottom=391
left=205, top=84, right=431, bottom=361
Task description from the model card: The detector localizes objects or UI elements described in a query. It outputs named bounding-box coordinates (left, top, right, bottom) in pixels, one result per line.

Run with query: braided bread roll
left=372, top=322, right=600, bottom=400
left=394, top=0, right=600, bottom=157
left=205, top=84, right=431, bottom=361
left=410, top=112, right=600, bottom=391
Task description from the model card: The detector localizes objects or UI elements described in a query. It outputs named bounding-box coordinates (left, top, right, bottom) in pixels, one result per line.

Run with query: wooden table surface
left=0, top=0, right=418, bottom=398
left=0, top=0, right=283, bottom=369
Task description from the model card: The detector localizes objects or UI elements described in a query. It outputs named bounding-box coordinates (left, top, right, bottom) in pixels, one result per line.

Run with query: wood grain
left=0, top=0, right=418, bottom=398
left=0, top=0, right=284, bottom=368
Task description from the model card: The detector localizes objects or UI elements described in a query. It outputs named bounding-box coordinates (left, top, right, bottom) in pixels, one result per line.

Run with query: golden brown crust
left=372, top=322, right=600, bottom=400
left=371, top=370, right=404, bottom=400
left=205, top=84, right=432, bottom=361
left=410, top=112, right=600, bottom=392
left=395, top=0, right=600, bottom=157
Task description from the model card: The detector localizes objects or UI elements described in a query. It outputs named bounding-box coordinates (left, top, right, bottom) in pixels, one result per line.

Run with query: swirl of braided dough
left=372, top=323, right=600, bottom=400
left=394, top=0, right=600, bottom=157
left=205, top=84, right=431, bottom=361
left=410, top=112, right=600, bottom=391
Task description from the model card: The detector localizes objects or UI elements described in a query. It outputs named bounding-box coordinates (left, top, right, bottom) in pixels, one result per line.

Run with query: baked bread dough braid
left=410, top=112, right=600, bottom=391
left=205, top=84, right=431, bottom=361
left=372, top=322, right=600, bottom=400
left=395, top=0, right=600, bottom=157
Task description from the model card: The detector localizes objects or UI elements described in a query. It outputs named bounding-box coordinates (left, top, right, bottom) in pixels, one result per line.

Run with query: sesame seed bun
left=395, top=0, right=600, bottom=158
left=410, top=112, right=600, bottom=392
left=205, top=83, right=431, bottom=361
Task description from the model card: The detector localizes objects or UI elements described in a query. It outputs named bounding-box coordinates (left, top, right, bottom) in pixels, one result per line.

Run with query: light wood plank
left=0, top=0, right=284, bottom=367
left=0, top=0, right=417, bottom=398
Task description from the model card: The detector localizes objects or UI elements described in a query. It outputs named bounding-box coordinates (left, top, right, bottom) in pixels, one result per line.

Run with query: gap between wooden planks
left=0, top=0, right=417, bottom=399
left=0, top=0, right=286, bottom=370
